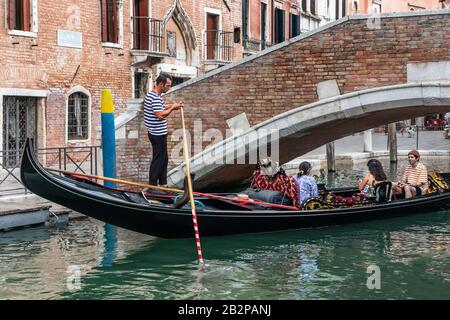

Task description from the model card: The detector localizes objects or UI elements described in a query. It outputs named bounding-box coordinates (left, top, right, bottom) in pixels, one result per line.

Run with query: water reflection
left=102, top=224, right=117, bottom=268
left=0, top=220, right=155, bottom=299
left=1, top=158, right=450, bottom=299
left=53, top=211, right=450, bottom=299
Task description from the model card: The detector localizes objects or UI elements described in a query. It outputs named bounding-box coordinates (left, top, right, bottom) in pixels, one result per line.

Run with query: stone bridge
left=167, top=82, right=450, bottom=188
left=115, top=9, right=450, bottom=189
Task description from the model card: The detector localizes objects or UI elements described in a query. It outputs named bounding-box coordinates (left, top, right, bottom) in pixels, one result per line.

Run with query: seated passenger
left=359, top=159, right=388, bottom=196
left=293, top=161, right=318, bottom=206
left=393, top=150, right=428, bottom=199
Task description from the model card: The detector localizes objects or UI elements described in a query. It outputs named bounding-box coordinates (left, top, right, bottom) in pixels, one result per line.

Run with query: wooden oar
left=45, top=167, right=181, bottom=192
left=180, top=107, right=206, bottom=271
left=44, top=167, right=299, bottom=210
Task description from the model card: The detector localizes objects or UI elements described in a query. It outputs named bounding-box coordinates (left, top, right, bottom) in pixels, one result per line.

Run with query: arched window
left=67, top=92, right=89, bottom=140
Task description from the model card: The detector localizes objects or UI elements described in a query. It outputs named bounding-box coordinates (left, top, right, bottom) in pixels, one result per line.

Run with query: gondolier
left=144, top=73, right=183, bottom=186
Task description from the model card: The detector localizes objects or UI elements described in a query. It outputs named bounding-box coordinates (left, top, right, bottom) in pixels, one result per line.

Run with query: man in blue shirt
left=144, top=73, right=183, bottom=186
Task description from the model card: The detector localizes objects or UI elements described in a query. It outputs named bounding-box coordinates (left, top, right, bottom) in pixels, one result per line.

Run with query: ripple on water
left=2, top=164, right=450, bottom=299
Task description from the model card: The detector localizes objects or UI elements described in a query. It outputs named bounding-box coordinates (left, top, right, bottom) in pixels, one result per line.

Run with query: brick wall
left=151, top=0, right=243, bottom=74
left=0, top=0, right=242, bottom=181
left=0, top=0, right=133, bottom=151
left=119, top=12, right=450, bottom=183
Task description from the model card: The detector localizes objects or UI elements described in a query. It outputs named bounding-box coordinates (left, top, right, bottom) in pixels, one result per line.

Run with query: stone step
left=0, top=194, right=86, bottom=232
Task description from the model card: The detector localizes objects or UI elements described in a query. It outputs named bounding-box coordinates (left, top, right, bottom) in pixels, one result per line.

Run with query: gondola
left=20, top=139, right=450, bottom=239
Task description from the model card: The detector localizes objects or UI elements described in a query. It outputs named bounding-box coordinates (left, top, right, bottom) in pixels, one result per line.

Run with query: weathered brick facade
left=0, top=0, right=133, bottom=151
left=121, top=11, right=450, bottom=183
left=0, top=0, right=242, bottom=180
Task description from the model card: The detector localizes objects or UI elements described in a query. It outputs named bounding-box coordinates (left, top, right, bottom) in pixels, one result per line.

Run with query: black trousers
left=148, top=133, right=168, bottom=186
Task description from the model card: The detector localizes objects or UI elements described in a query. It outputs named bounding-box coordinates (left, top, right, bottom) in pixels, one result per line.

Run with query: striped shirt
left=401, top=162, right=428, bottom=193
left=144, top=91, right=168, bottom=136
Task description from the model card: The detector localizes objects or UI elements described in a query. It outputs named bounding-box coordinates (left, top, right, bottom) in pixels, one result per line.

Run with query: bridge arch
left=168, top=81, right=450, bottom=188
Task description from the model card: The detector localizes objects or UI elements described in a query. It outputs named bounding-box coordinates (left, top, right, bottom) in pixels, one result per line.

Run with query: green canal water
left=1, top=159, right=450, bottom=299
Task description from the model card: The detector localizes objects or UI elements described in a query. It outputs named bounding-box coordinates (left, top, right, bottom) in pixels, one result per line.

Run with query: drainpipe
left=242, top=0, right=247, bottom=48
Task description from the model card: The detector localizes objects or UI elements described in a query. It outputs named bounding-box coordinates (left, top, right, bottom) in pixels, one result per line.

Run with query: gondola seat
left=374, top=181, right=393, bottom=203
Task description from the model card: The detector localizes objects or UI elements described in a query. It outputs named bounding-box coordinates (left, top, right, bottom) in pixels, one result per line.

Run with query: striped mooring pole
left=101, top=89, right=116, bottom=188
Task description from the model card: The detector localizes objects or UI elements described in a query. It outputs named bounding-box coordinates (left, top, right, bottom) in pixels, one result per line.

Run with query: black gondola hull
left=20, top=140, right=450, bottom=238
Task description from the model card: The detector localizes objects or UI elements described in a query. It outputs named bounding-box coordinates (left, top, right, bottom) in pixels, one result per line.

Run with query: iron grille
left=132, top=16, right=164, bottom=53
left=2, top=96, right=36, bottom=168
left=204, top=30, right=233, bottom=62
left=68, top=92, right=89, bottom=140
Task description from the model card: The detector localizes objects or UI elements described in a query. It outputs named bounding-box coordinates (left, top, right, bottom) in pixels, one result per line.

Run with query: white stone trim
left=156, top=63, right=197, bottom=78
left=407, top=61, right=450, bottom=82
left=7, top=29, right=37, bottom=38
left=101, top=42, right=123, bottom=49
left=0, top=88, right=48, bottom=97
left=65, top=86, right=92, bottom=144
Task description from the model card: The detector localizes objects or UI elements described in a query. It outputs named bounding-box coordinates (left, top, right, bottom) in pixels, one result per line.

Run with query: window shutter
left=138, top=0, right=149, bottom=49
left=101, top=0, right=108, bottom=42
left=113, top=0, right=118, bottom=43
left=23, top=0, right=31, bottom=31
left=8, top=0, right=15, bottom=29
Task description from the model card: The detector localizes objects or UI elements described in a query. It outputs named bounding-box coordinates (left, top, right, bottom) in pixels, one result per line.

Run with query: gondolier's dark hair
left=155, top=72, right=172, bottom=85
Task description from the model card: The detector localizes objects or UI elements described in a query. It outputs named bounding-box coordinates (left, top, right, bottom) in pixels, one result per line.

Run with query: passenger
left=359, top=159, right=388, bottom=196
left=293, top=161, right=318, bottom=206
left=393, top=150, right=428, bottom=199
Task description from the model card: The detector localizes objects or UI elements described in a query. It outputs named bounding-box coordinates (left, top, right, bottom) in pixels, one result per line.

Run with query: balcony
left=243, top=37, right=272, bottom=54
left=131, top=17, right=168, bottom=63
left=300, top=12, right=321, bottom=32
left=203, top=30, right=233, bottom=70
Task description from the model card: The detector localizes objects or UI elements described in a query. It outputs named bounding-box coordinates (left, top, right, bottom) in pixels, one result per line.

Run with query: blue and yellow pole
left=101, top=89, right=117, bottom=267
left=101, top=89, right=116, bottom=188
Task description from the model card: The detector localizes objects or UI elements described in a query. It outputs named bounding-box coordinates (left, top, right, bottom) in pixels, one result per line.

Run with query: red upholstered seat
left=251, top=170, right=300, bottom=207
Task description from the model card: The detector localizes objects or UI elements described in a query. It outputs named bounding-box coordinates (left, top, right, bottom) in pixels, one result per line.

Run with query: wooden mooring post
left=388, top=123, right=398, bottom=163
left=326, top=142, right=336, bottom=172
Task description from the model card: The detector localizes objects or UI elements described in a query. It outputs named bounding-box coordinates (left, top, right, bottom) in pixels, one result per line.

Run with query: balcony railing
left=243, top=37, right=273, bottom=52
left=131, top=16, right=165, bottom=54
left=203, top=30, right=233, bottom=62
